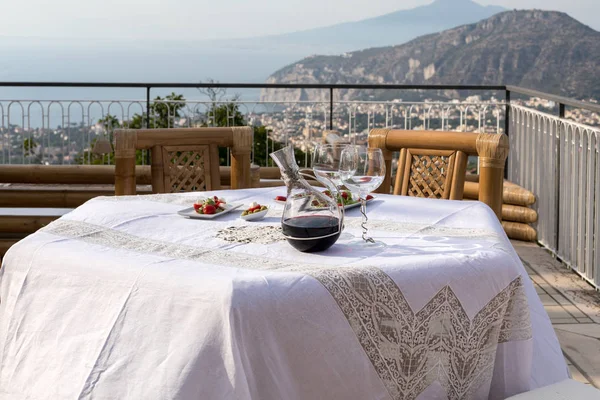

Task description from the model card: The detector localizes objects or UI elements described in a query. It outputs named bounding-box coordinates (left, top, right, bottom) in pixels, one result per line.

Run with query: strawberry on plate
left=194, top=197, right=227, bottom=215
left=203, top=204, right=217, bottom=215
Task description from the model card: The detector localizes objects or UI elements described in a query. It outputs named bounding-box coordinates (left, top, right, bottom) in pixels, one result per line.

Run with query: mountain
left=261, top=10, right=600, bottom=102
left=0, top=0, right=505, bottom=101
left=252, top=0, right=505, bottom=53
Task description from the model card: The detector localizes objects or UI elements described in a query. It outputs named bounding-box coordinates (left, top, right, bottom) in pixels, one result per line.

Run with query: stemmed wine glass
left=312, top=143, right=349, bottom=236
left=339, top=146, right=386, bottom=247
left=312, top=143, right=346, bottom=195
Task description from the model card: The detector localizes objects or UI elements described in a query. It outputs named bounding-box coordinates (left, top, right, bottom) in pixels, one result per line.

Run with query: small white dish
left=240, top=208, right=269, bottom=221
left=178, top=203, right=242, bottom=220
left=273, top=200, right=287, bottom=205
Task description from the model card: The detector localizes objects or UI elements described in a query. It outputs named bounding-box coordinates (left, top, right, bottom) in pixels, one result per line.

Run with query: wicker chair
left=114, top=127, right=253, bottom=195
left=395, top=148, right=468, bottom=200
left=368, top=129, right=509, bottom=219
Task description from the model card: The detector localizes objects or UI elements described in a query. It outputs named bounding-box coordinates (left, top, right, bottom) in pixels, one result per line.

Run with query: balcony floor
left=514, top=240, right=600, bottom=388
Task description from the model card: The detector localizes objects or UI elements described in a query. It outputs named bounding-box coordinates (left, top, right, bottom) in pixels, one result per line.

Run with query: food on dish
left=241, top=202, right=268, bottom=217
left=194, top=196, right=227, bottom=215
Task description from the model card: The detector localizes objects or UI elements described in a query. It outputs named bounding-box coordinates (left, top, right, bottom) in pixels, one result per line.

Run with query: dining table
left=0, top=187, right=568, bottom=400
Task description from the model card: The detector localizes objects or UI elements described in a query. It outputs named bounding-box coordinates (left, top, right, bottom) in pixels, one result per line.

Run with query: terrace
left=1, top=82, right=599, bottom=396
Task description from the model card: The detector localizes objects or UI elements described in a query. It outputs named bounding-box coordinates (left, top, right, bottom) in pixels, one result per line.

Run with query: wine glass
left=312, top=143, right=350, bottom=238
left=312, top=143, right=346, bottom=192
left=339, top=146, right=386, bottom=247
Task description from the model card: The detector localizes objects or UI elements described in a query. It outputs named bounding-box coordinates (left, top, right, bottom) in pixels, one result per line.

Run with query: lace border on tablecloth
left=310, top=267, right=530, bottom=400
left=41, top=219, right=531, bottom=400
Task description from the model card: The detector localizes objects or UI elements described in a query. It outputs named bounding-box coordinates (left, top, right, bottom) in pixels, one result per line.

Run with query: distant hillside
left=261, top=10, right=600, bottom=102
left=253, top=0, right=505, bottom=53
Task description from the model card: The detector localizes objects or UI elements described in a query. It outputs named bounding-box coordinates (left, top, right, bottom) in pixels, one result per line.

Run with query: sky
left=1, top=0, right=597, bottom=41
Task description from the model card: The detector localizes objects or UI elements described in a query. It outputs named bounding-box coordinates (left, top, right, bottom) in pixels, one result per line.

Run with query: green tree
left=206, top=102, right=246, bottom=164
left=252, top=125, right=307, bottom=167
left=128, top=93, right=186, bottom=129
left=23, top=137, right=37, bottom=157
left=206, top=102, right=306, bottom=166
left=73, top=90, right=308, bottom=168
left=209, top=101, right=245, bottom=127
left=23, top=137, right=42, bottom=164
left=75, top=94, right=186, bottom=165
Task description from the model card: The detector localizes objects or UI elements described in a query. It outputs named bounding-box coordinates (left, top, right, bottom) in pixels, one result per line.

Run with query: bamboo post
left=0, top=239, right=17, bottom=259
left=503, top=182, right=536, bottom=206
left=463, top=179, right=536, bottom=207
left=230, top=127, right=253, bottom=189
left=502, top=221, right=537, bottom=242
left=250, top=165, right=261, bottom=188
left=450, top=152, right=468, bottom=200
left=0, top=165, right=152, bottom=185
left=150, top=145, right=165, bottom=194
left=368, top=129, right=393, bottom=194
left=0, top=216, right=57, bottom=234
left=393, top=149, right=408, bottom=195
left=114, top=130, right=138, bottom=196
left=502, top=204, right=538, bottom=224
left=476, top=133, right=509, bottom=220
left=259, top=167, right=282, bottom=180
left=0, top=187, right=152, bottom=208
left=208, top=145, right=221, bottom=191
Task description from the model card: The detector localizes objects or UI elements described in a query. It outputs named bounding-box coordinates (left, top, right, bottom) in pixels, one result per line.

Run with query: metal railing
left=0, top=96, right=506, bottom=167
left=0, top=81, right=507, bottom=131
left=508, top=104, right=600, bottom=289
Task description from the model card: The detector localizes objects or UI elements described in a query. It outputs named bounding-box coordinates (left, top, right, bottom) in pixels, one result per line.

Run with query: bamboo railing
left=463, top=176, right=537, bottom=241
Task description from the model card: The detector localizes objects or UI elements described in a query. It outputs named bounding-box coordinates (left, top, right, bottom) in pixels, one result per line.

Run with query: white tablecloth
left=0, top=188, right=568, bottom=399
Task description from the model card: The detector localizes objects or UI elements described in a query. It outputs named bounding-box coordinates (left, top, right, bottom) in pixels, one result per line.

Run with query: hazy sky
left=2, top=0, right=597, bottom=40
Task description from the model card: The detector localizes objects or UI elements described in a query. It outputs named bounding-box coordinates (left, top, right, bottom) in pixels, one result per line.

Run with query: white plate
left=273, top=200, right=287, bottom=205
left=177, top=203, right=242, bottom=220
left=240, top=208, right=269, bottom=221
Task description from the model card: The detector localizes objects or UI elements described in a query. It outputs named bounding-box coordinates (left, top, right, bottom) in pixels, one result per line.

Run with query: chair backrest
left=395, top=148, right=468, bottom=200
left=114, top=127, right=253, bottom=195
left=368, top=129, right=508, bottom=219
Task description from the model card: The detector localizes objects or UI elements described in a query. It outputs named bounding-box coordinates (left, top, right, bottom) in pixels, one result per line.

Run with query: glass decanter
left=270, top=145, right=343, bottom=253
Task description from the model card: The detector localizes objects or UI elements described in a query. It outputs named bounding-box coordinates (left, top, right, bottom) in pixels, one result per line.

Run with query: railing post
left=504, top=89, right=510, bottom=136
left=146, top=86, right=151, bottom=129
left=555, top=103, right=565, bottom=252
left=504, top=89, right=511, bottom=179
left=329, top=87, right=334, bottom=130
left=559, top=103, right=565, bottom=118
